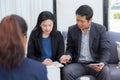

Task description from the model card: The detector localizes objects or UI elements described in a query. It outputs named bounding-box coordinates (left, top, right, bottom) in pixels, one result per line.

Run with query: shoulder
left=91, top=22, right=106, bottom=32
left=30, top=27, right=40, bottom=38
left=91, top=22, right=106, bottom=30
left=68, top=24, right=78, bottom=30
left=68, top=24, right=80, bottom=34
left=24, top=58, right=46, bottom=70
left=51, top=30, right=63, bottom=37
left=68, top=24, right=79, bottom=32
left=22, top=58, right=47, bottom=80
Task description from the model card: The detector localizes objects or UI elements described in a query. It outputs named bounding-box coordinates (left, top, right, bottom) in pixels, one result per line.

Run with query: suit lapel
left=78, top=30, right=82, bottom=47
left=76, top=25, right=82, bottom=45
left=51, top=36, right=55, bottom=58
left=89, top=23, right=95, bottom=48
left=37, top=38, right=42, bottom=53
left=76, top=26, right=82, bottom=54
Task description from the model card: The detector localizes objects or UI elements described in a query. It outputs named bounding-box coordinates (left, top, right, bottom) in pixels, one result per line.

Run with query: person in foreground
left=60, top=5, right=110, bottom=80
left=27, top=11, right=64, bottom=66
left=0, top=15, right=48, bottom=80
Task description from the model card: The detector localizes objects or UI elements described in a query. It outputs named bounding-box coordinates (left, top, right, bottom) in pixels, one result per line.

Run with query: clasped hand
left=42, top=58, right=53, bottom=66
left=59, top=55, right=71, bottom=64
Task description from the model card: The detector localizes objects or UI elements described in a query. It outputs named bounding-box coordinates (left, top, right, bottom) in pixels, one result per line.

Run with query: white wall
left=0, top=0, right=53, bottom=54
left=0, top=0, right=104, bottom=33
left=57, top=0, right=103, bottom=31
left=0, top=0, right=53, bottom=37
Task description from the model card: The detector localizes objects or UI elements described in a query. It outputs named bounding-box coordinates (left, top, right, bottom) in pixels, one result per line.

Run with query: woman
left=27, top=11, right=64, bottom=65
left=0, top=15, right=48, bottom=80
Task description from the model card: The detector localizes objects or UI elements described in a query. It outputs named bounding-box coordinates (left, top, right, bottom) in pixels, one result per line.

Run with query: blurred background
left=0, top=0, right=120, bottom=38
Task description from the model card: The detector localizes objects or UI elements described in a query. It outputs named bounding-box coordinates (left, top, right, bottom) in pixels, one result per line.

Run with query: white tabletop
left=47, top=62, right=64, bottom=80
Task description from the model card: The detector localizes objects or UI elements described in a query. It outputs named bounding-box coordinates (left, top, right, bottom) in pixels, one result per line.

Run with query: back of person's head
left=11, top=15, right=28, bottom=36
left=35, top=11, right=56, bottom=33
left=76, top=5, right=93, bottom=20
left=0, top=15, right=28, bottom=70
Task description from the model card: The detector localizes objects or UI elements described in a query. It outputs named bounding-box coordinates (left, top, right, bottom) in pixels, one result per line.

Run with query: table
left=47, top=66, right=61, bottom=80
left=47, top=62, right=64, bottom=80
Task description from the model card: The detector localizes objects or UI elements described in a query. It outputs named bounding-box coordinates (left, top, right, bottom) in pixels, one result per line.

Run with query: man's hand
left=88, top=62, right=105, bottom=72
left=59, top=55, right=71, bottom=64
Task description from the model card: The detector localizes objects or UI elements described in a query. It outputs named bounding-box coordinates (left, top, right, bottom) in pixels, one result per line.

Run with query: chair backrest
left=106, top=31, right=120, bottom=64
left=62, top=31, right=67, bottom=41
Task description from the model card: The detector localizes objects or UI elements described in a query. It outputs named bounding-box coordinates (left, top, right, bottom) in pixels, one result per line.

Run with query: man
left=60, top=5, right=110, bottom=80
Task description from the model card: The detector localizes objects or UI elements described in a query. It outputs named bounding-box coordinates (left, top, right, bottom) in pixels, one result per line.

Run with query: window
left=108, top=0, right=120, bottom=32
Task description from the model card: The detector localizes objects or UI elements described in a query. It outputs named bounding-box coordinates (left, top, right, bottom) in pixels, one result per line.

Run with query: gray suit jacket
left=66, top=22, right=110, bottom=64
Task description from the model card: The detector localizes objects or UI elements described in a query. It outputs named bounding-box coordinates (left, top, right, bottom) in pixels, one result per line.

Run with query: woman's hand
left=42, top=58, right=53, bottom=66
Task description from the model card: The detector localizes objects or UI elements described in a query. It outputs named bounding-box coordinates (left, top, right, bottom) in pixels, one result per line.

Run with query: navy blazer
left=27, top=28, right=64, bottom=62
left=0, top=58, right=48, bottom=80
left=66, top=22, right=110, bottom=64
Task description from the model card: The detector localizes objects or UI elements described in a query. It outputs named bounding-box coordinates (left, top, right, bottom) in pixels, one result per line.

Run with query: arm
left=87, top=25, right=110, bottom=72
left=66, top=27, right=74, bottom=58
left=60, top=27, right=74, bottom=64
left=27, top=31, right=41, bottom=62
left=57, top=31, right=65, bottom=61
left=39, top=64, right=48, bottom=80
left=99, top=26, right=110, bottom=64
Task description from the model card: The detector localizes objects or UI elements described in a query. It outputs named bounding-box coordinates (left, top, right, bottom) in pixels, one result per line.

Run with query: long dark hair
left=35, top=11, right=56, bottom=35
left=0, top=15, right=28, bottom=69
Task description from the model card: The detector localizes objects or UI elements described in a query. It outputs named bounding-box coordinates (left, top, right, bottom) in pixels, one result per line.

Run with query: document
left=47, top=61, right=64, bottom=68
